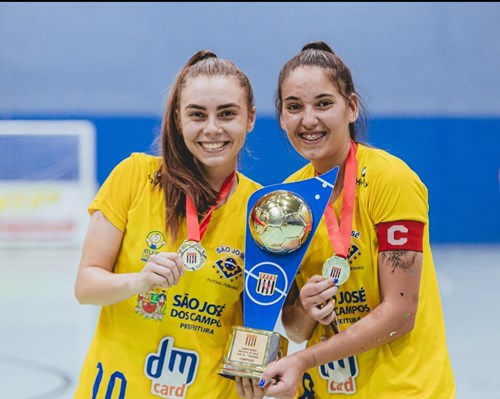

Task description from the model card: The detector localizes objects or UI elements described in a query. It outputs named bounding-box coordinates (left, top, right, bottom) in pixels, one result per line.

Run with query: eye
left=189, top=111, right=206, bottom=120
left=285, top=103, right=302, bottom=111
left=219, top=110, right=237, bottom=119
left=317, top=99, right=334, bottom=108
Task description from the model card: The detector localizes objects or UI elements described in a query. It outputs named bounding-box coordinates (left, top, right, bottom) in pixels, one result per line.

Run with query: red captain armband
left=377, top=220, right=424, bottom=252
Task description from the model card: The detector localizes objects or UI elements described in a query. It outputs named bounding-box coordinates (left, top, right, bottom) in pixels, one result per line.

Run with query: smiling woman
left=72, top=50, right=262, bottom=399
left=178, top=75, right=255, bottom=183
left=260, top=41, right=456, bottom=399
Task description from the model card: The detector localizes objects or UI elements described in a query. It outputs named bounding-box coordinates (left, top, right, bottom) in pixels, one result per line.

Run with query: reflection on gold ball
left=249, top=190, right=313, bottom=254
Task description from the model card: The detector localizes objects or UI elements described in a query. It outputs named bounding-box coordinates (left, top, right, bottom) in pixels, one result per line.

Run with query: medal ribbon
left=185, top=172, right=236, bottom=242
left=323, top=140, right=357, bottom=259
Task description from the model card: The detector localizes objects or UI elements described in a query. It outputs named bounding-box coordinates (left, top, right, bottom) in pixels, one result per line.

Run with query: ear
left=247, top=106, right=257, bottom=132
left=279, top=112, right=285, bottom=131
left=348, top=93, right=359, bottom=123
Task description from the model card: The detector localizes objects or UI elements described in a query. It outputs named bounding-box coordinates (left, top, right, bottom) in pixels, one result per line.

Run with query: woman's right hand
left=133, top=252, right=184, bottom=293
left=76, top=211, right=184, bottom=305
left=299, top=275, right=339, bottom=325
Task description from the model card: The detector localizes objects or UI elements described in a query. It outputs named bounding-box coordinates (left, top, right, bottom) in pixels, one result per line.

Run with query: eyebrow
left=184, top=103, right=241, bottom=110
left=283, top=93, right=335, bottom=101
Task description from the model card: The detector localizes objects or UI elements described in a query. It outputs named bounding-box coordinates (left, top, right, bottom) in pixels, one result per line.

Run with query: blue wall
left=5, top=115, right=498, bottom=244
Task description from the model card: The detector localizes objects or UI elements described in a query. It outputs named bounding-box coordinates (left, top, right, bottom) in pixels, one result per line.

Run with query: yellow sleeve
left=89, top=153, right=151, bottom=232
left=368, top=163, right=429, bottom=225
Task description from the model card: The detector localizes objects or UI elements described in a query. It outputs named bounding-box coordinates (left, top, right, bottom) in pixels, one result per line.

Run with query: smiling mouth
left=199, top=141, right=229, bottom=150
left=299, top=132, right=326, bottom=142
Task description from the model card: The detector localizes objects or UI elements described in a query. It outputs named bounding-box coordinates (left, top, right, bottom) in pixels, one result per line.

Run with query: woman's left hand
left=235, top=376, right=265, bottom=399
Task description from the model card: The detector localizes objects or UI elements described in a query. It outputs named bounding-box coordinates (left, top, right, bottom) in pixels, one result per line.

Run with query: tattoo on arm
left=381, top=251, right=417, bottom=274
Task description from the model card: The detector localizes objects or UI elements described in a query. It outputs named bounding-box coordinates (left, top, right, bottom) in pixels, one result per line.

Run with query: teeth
left=201, top=142, right=226, bottom=150
left=302, top=133, right=324, bottom=141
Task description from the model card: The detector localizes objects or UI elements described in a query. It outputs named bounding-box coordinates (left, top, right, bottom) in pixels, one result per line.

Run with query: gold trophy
left=218, top=190, right=314, bottom=379
left=218, top=166, right=339, bottom=380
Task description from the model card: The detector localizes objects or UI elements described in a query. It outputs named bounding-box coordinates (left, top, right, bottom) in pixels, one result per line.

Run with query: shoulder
left=122, top=152, right=162, bottom=171
left=358, top=143, right=410, bottom=169
left=284, top=163, right=315, bottom=183
left=358, top=143, right=423, bottom=186
left=236, top=172, right=263, bottom=192
left=358, top=144, right=429, bottom=222
left=102, top=152, right=162, bottom=192
left=112, top=152, right=161, bottom=178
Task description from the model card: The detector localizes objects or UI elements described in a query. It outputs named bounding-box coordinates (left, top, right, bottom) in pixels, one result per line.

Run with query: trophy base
left=218, top=325, right=288, bottom=380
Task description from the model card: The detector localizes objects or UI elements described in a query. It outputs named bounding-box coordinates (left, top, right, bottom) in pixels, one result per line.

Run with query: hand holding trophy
left=218, top=167, right=339, bottom=380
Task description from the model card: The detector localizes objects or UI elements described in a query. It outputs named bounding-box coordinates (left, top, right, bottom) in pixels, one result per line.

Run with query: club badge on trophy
left=218, top=167, right=339, bottom=380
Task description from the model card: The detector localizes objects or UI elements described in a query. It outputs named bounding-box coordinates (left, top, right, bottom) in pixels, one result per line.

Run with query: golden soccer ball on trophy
left=249, top=190, right=313, bottom=254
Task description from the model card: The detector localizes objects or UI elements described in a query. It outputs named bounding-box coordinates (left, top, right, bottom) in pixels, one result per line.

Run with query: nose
left=203, top=115, right=222, bottom=134
left=301, top=106, right=318, bottom=129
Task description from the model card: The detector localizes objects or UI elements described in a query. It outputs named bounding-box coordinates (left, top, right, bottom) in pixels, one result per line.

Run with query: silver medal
left=177, top=240, right=207, bottom=271
left=322, top=255, right=350, bottom=285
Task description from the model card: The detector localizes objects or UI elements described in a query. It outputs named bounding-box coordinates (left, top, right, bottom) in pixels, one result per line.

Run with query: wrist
left=295, top=295, right=309, bottom=317
left=125, top=273, right=142, bottom=298
left=289, top=350, right=314, bottom=374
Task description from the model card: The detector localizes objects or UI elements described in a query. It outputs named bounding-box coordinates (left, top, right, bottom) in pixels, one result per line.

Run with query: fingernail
left=258, top=378, right=266, bottom=387
left=333, top=277, right=339, bottom=284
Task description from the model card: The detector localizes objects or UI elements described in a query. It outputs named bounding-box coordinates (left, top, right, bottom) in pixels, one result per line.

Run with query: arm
left=281, top=277, right=339, bottom=343
left=261, top=249, right=422, bottom=398
left=74, top=210, right=184, bottom=306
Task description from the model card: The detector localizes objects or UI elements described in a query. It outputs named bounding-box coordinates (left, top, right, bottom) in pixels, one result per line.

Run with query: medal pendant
left=178, top=240, right=207, bottom=271
left=322, top=255, right=350, bottom=285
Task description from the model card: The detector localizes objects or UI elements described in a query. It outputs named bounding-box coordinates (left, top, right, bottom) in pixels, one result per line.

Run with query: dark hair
left=275, top=41, right=367, bottom=141
left=154, top=50, right=254, bottom=241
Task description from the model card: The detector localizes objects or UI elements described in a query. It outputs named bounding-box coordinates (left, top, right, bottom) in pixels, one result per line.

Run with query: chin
left=299, top=148, right=323, bottom=162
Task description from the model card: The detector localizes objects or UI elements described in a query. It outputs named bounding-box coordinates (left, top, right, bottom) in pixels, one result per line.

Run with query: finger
left=319, top=316, right=336, bottom=326
left=163, top=267, right=176, bottom=287
left=315, top=285, right=339, bottom=306
left=307, top=274, right=325, bottom=283
left=241, top=377, right=256, bottom=399
left=259, top=366, right=277, bottom=388
left=303, top=277, right=337, bottom=297
left=165, top=262, right=182, bottom=284
left=316, top=298, right=334, bottom=316
left=146, top=264, right=175, bottom=288
left=251, top=378, right=266, bottom=399
left=317, top=277, right=338, bottom=292
left=159, top=252, right=185, bottom=276
left=173, top=253, right=184, bottom=271
left=150, top=254, right=183, bottom=285
left=318, top=309, right=336, bottom=325
left=234, top=376, right=245, bottom=398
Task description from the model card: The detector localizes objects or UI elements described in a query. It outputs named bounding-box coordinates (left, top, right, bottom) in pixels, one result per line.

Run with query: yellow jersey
left=74, top=153, right=262, bottom=399
left=287, top=144, right=455, bottom=398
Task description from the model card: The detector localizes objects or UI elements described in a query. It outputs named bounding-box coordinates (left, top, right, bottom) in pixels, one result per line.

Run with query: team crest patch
left=213, top=246, right=244, bottom=281
left=146, top=231, right=166, bottom=250
left=141, top=231, right=167, bottom=262
left=136, top=290, right=167, bottom=320
left=214, top=256, right=243, bottom=280
left=256, top=272, right=277, bottom=296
